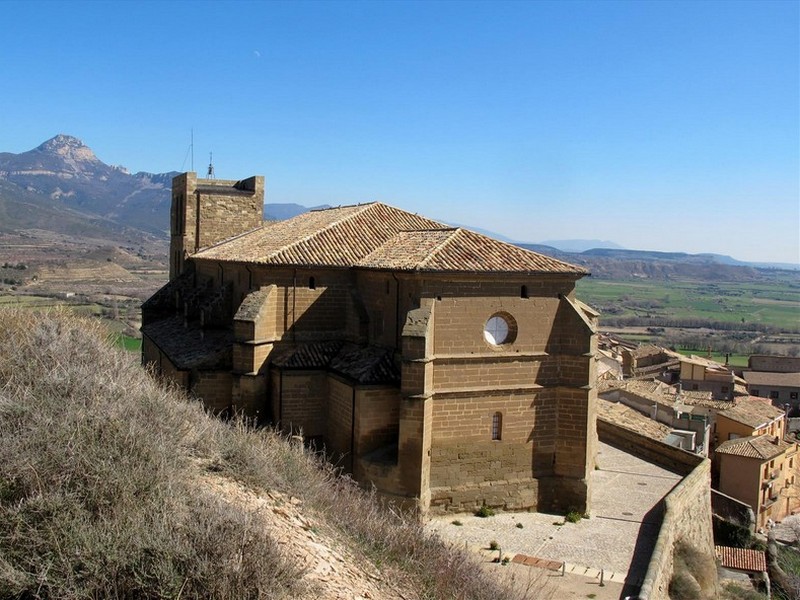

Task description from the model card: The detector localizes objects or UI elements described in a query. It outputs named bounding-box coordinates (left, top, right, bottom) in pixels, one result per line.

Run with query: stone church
left=142, top=173, right=599, bottom=515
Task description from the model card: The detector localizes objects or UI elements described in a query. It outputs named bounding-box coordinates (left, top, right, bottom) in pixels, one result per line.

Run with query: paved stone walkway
left=427, top=442, right=682, bottom=596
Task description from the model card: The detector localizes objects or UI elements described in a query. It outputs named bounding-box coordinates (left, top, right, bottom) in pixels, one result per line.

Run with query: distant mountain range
left=0, top=135, right=176, bottom=237
left=539, top=239, right=624, bottom=253
left=0, top=135, right=796, bottom=276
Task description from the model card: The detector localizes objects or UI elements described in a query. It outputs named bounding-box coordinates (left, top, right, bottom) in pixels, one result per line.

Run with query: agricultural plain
left=578, top=272, right=800, bottom=357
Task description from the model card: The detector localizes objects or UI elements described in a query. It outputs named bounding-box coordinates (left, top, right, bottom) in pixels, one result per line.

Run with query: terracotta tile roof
left=271, top=341, right=399, bottom=385
left=598, top=379, right=669, bottom=400
left=678, top=391, right=736, bottom=411
left=715, top=435, right=792, bottom=461
left=193, top=202, right=585, bottom=275
left=359, top=227, right=582, bottom=273
left=630, top=344, right=667, bottom=359
left=718, top=400, right=786, bottom=429
left=597, top=398, right=671, bottom=441
left=141, top=316, right=232, bottom=370
left=744, top=371, right=800, bottom=388
left=716, top=546, right=766, bottom=572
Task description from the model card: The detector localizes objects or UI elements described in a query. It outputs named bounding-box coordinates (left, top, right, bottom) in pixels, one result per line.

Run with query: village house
left=712, top=400, right=799, bottom=529
left=141, top=173, right=599, bottom=515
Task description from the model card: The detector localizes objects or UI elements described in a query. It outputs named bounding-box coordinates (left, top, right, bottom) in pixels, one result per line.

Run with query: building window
left=752, top=389, right=760, bottom=397
left=308, top=276, right=316, bottom=290
left=770, top=391, right=780, bottom=399
left=521, top=285, right=528, bottom=299
left=491, top=412, right=502, bottom=441
left=791, top=392, right=798, bottom=401
left=484, top=313, right=517, bottom=346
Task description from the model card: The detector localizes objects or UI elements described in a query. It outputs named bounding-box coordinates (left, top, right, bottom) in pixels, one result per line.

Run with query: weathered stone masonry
left=143, top=172, right=599, bottom=516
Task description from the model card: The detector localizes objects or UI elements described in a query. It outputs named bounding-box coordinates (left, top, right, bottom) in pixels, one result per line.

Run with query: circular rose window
left=484, top=313, right=516, bottom=345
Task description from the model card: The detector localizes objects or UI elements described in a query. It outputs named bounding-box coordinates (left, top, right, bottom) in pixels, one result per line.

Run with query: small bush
left=451, top=520, right=463, bottom=526
left=516, top=522, right=524, bottom=529
left=489, top=540, right=499, bottom=551
left=475, top=505, right=495, bottom=518
left=565, top=510, right=583, bottom=523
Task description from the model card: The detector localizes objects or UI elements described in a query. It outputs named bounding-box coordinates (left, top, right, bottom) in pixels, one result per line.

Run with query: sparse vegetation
left=452, top=519, right=463, bottom=526
left=564, top=509, right=587, bottom=523
left=0, top=309, right=530, bottom=600
left=720, top=581, right=767, bottom=600
left=475, top=505, right=496, bottom=518
left=669, top=541, right=718, bottom=600
left=516, top=522, right=524, bottom=529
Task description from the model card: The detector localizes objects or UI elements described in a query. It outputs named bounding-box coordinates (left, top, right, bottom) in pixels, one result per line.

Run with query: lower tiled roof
left=744, top=371, right=800, bottom=388
left=716, top=545, right=766, bottom=572
left=272, top=341, right=399, bottom=385
left=718, top=399, right=786, bottom=429
left=597, top=398, right=671, bottom=441
left=142, top=316, right=233, bottom=370
left=715, top=434, right=792, bottom=461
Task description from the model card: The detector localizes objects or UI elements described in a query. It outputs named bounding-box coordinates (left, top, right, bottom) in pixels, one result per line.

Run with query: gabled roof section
left=718, top=400, right=785, bottom=429
left=359, top=227, right=585, bottom=274
left=193, top=202, right=586, bottom=275
left=715, top=435, right=792, bottom=461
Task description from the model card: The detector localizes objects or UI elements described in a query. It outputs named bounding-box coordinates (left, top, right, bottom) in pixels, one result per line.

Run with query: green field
left=674, top=349, right=749, bottom=368
left=112, top=333, right=142, bottom=352
left=0, top=294, right=142, bottom=352
left=576, top=278, right=800, bottom=331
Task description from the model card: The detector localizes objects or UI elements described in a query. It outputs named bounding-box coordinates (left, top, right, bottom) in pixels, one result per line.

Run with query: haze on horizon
left=1, top=1, right=797, bottom=264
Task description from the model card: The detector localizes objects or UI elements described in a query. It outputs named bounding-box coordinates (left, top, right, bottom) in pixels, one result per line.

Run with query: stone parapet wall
left=430, top=477, right=538, bottom=513
left=597, top=417, right=702, bottom=476
left=598, top=420, right=716, bottom=600
left=637, top=458, right=717, bottom=600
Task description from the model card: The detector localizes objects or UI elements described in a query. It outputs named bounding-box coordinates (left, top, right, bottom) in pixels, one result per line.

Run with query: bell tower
left=169, top=172, right=264, bottom=280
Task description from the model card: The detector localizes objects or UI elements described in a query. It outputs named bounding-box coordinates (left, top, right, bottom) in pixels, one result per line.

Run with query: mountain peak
left=36, top=134, right=97, bottom=162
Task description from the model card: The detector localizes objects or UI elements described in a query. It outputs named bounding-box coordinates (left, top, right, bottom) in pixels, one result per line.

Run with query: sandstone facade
left=143, top=173, right=599, bottom=515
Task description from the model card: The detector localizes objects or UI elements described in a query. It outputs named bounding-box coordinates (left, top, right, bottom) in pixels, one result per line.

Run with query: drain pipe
left=392, top=272, right=401, bottom=349
left=292, top=268, right=297, bottom=341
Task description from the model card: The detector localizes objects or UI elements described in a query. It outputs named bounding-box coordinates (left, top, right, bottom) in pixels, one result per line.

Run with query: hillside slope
left=0, top=310, right=526, bottom=600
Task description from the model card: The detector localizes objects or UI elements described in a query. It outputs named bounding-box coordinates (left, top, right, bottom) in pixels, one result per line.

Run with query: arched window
left=491, top=412, right=502, bottom=441
left=308, top=276, right=316, bottom=290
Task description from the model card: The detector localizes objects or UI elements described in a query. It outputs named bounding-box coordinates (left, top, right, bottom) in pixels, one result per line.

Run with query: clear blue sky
left=1, top=1, right=798, bottom=263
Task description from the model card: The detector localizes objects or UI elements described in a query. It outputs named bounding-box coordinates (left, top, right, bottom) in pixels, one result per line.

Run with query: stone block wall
left=637, top=459, right=718, bottom=600
left=191, top=371, right=233, bottom=413
left=355, top=387, right=400, bottom=456
left=169, top=174, right=263, bottom=279
left=327, top=377, right=354, bottom=469
left=279, top=371, right=327, bottom=437
left=749, top=355, right=800, bottom=373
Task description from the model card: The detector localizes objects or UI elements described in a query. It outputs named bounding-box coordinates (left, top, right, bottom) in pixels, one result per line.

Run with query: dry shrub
left=0, top=309, right=532, bottom=600
left=0, top=309, right=301, bottom=599
left=670, top=541, right=718, bottom=600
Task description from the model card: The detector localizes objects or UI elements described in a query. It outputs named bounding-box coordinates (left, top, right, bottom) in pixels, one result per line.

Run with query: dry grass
left=0, top=309, right=531, bottom=599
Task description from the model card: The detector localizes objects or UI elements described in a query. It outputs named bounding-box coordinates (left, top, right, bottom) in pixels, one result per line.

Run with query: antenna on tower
left=191, top=129, right=194, bottom=172
left=207, top=152, right=215, bottom=179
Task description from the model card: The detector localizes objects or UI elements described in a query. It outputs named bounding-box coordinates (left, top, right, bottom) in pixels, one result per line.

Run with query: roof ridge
left=309, top=201, right=378, bottom=213
left=416, top=228, right=462, bottom=269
